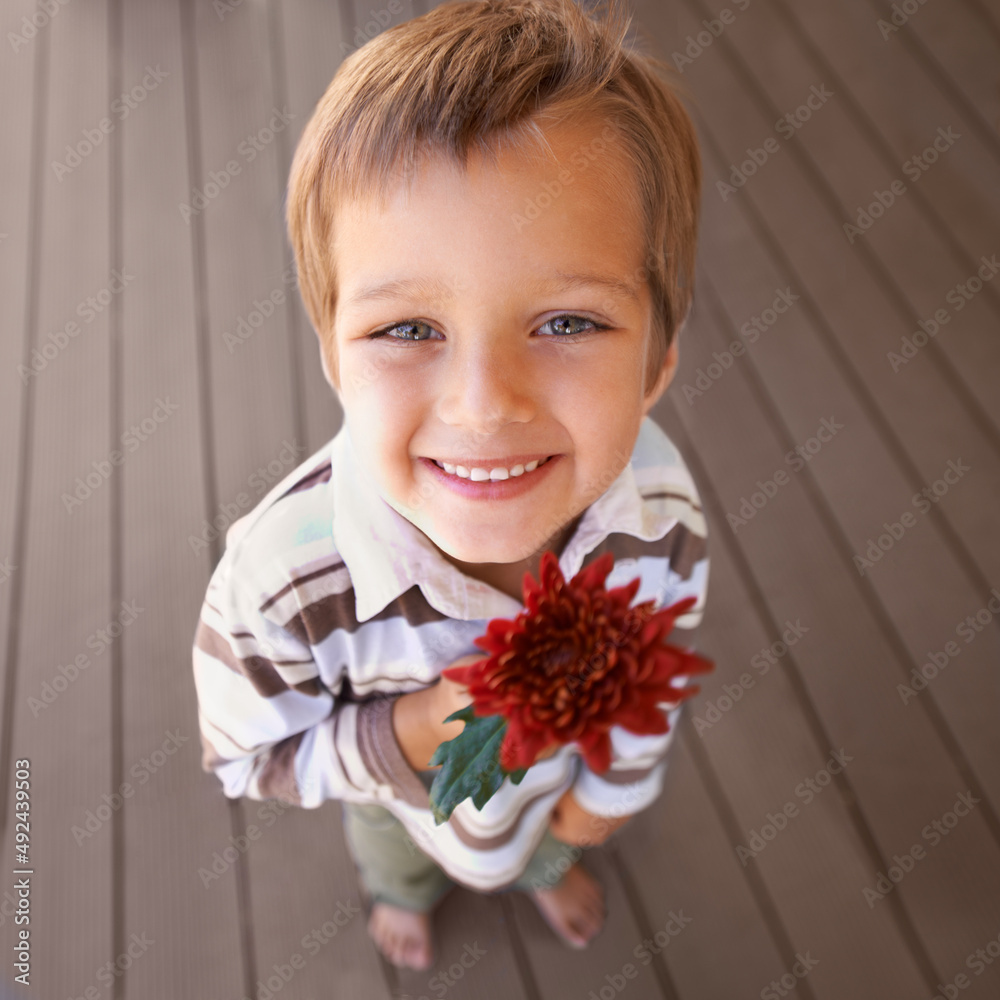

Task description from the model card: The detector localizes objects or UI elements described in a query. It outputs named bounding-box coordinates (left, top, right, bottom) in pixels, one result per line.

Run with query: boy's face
left=326, top=117, right=678, bottom=569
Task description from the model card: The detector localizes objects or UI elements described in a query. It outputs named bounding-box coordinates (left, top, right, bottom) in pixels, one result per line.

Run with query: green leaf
left=427, top=707, right=522, bottom=824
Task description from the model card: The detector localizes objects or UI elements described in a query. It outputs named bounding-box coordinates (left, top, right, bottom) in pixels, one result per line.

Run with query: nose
left=434, top=329, right=536, bottom=436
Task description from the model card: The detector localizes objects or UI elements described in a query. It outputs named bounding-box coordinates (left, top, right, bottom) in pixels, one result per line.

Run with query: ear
left=641, top=336, right=679, bottom=416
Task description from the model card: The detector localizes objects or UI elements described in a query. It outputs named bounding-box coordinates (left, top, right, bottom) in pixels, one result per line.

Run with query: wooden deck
left=2, top=0, right=998, bottom=996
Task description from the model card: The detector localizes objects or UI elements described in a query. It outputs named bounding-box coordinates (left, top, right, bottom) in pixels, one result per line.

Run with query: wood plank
left=502, top=848, right=669, bottom=1000
left=723, top=0, right=1000, bottom=433
left=654, top=270, right=1000, bottom=992
left=874, top=0, right=1000, bottom=152
left=0, top=0, right=39, bottom=834
left=0, top=0, right=50, bottom=996
left=263, top=0, right=343, bottom=456
left=0, top=2, right=117, bottom=996
left=763, top=0, right=1000, bottom=224
left=115, top=0, right=246, bottom=995
left=613, top=729, right=789, bottom=999
left=691, top=183, right=1000, bottom=820
left=644, top=403, right=938, bottom=997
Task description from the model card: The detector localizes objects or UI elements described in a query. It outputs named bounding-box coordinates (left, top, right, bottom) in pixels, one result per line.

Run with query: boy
left=191, top=0, right=708, bottom=972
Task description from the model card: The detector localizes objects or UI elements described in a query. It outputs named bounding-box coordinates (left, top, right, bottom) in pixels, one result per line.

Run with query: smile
left=419, top=454, right=561, bottom=500
left=430, top=456, right=554, bottom=481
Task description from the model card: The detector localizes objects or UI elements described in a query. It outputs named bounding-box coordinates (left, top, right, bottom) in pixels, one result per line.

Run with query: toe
left=409, top=939, right=432, bottom=971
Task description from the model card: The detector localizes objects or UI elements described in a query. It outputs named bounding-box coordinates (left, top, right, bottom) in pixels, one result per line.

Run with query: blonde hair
left=286, top=0, right=701, bottom=394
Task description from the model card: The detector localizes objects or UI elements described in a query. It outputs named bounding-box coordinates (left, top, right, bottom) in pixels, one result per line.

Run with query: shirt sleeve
left=191, top=547, right=430, bottom=811
left=570, top=525, right=710, bottom=819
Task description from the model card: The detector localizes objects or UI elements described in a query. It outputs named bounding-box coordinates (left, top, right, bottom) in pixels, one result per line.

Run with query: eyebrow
left=342, top=269, right=640, bottom=308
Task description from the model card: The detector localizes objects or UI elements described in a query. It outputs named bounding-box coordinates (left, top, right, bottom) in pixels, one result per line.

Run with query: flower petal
left=578, top=730, right=612, bottom=773
left=612, top=703, right=669, bottom=735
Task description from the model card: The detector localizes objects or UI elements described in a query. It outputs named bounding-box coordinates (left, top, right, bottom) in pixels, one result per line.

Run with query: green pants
left=342, top=797, right=583, bottom=913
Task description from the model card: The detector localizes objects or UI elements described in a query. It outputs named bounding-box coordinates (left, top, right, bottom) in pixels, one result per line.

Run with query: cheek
left=343, top=375, right=424, bottom=467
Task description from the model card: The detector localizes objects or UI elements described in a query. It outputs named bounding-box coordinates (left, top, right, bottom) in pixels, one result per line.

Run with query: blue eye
left=538, top=314, right=607, bottom=339
left=367, top=320, right=435, bottom=342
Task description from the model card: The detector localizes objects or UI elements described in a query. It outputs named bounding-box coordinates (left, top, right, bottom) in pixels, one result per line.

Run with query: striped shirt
left=191, top=415, right=709, bottom=892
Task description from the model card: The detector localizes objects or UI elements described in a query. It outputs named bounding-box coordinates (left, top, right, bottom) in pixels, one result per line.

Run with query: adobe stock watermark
left=759, top=953, right=820, bottom=999
left=887, top=253, right=999, bottom=372
left=62, top=396, right=180, bottom=513
left=8, top=0, right=72, bottom=54
left=670, top=0, right=752, bottom=74
left=339, top=0, right=409, bottom=57
left=17, top=269, right=135, bottom=383
left=692, top=618, right=809, bottom=734
left=735, top=749, right=853, bottom=865
left=717, top=84, right=834, bottom=202
left=237, top=903, right=361, bottom=1000
left=222, top=284, right=292, bottom=354
left=931, top=925, right=1000, bottom=999
left=197, top=779, right=319, bottom=888
left=587, top=912, right=693, bottom=1000
left=861, top=790, right=980, bottom=908
left=188, top=438, right=307, bottom=555
left=418, top=942, right=488, bottom=998
left=511, top=121, right=620, bottom=232
left=852, top=457, right=971, bottom=574
left=71, top=730, right=189, bottom=846
left=896, top=588, right=1000, bottom=705
left=179, top=107, right=295, bottom=224
left=51, top=65, right=169, bottom=181
left=843, top=125, right=962, bottom=244
left=726, top=416, right=844, bottom=532
left=68, top=932, right=155, bottom=1000
left=26, top=600, right=144, bottom=718
left=877, top=0, right=932, bottom=41
left=680, top=287, right=800, bottom=403
left=0, top=558, right=15, bottom=585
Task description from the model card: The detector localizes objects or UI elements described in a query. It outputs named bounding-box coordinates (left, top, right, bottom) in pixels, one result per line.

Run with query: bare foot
left=529, top=862, right=606, bottom=949
left=368, top=902, right=434, bottom=970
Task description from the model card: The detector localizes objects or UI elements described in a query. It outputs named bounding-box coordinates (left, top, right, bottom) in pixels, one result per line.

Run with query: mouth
left=418, top=453, right=561, bottom=500
left=427, top=455, right=556, bottom=482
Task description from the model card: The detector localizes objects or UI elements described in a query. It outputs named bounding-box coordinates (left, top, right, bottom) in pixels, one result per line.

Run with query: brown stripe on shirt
left=280, top=582, right=452, bottom=647
left=194, top=618, right=290, bottom=698
left=594, top=760, right=663, bottom=785
left=255, top=732, right=305, bottom=805
left=641, top=489, right=704, bottom=514
left=280, top=460, right=333, bottom=498
left=447, top=782, right=568, bottom=850
left=589, top=522, right=706, bottom=580
left=293, top=677, right=327, bottom=697
left=259, top=557, right=348, bottom=614
left=356, top=695, right=430, bottom=809
left=200, top=731, right=233, bottom=773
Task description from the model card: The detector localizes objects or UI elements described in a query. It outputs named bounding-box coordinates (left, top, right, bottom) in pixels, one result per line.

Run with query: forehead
left=332, top=117, right=647, bottom=314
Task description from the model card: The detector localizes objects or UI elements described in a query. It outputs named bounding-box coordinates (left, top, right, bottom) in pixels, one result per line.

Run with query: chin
left=428, top=530, right=535, bottom=567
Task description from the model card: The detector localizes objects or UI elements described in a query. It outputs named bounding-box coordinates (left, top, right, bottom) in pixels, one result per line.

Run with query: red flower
left=443, top=550, right=714, bottom=774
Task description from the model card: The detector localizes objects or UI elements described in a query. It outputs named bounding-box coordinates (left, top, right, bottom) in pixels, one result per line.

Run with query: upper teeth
left=434, top=457, right=549, bottom=481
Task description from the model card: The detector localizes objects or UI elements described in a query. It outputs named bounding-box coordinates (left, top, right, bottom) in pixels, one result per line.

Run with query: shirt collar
left=330, top=421, right=678, bottom=623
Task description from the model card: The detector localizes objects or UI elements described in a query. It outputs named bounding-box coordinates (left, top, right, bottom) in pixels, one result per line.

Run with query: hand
left=548, top=787, right=631, bottom=847
left=433, top=655, right=560, bottom=764
left=433, top=654, right=478, bottom=722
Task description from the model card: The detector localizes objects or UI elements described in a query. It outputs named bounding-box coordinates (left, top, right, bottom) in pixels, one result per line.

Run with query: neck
left=434, top=513, right=584, bottom=604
